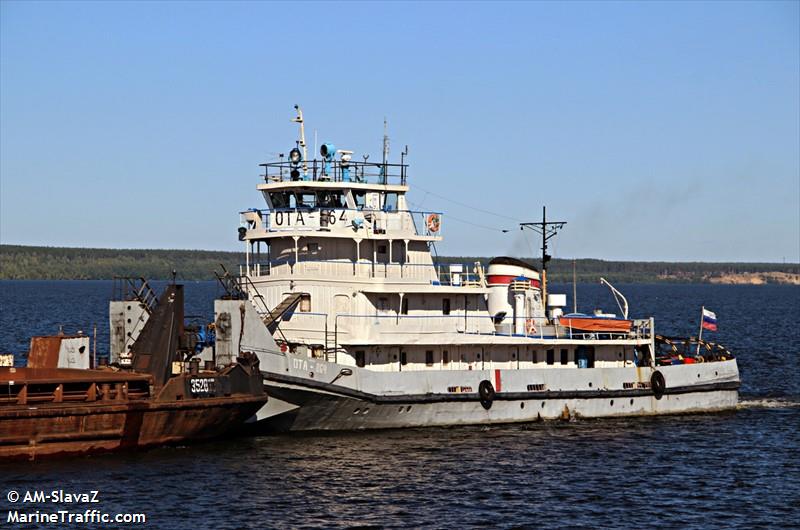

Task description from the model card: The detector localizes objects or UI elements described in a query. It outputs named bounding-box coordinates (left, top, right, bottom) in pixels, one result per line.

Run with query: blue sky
left=1, top=1, right=798, bottom=262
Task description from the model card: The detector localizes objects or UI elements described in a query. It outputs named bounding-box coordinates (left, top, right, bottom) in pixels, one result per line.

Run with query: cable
left=407, top=200, right=510, bottom=233
left=412, top=183, right=523, bottom=223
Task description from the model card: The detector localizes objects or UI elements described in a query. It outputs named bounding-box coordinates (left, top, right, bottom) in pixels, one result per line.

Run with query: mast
left=572, top=259, right=577, bottom=313
left=520, top=206, right=566, bottom=312
left=291, top=105, right=309, bottom=175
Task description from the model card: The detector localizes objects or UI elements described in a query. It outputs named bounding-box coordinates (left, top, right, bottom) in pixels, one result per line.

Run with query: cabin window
left=356, top=350, right=365, bottom=368
left=307, top=242, right=319, bottom=252
left=425, top=350, right=434, bottom=366
left=269, top=192, right=292, bottom=209
left=442, top=298, right=451, bottom=315
left=354, top=191, right=366, bottom=208
left=443, top=350, right=450, bottom=364
left=384, top=193, right=399, bottom=211
left=378, top=245, right=387, bottom=254
left=400, top=351, right=408, bottom=366
left=401, top=297, right=409, bottom=315
left=296, top=193, right=316, bottom=208
left=546, top=349, right=555, bottom=365
left=317, top=191, right=345, bottom=208
left=560, top=348, right=569, bottom=365
left=299, top=294, right=311, bottom=312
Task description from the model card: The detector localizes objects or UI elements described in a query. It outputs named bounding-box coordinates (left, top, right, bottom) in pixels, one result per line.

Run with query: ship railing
left=433, top=262, right=483, bottom=287
left=242, top=208, right=443, bottom=238
left=332, top=314, right=653, bottom=347
left=259, top=159, right=407, bottom=186
left=242, top=259, right=490, bottom=288
left=241, top=259, right=444, bottom=282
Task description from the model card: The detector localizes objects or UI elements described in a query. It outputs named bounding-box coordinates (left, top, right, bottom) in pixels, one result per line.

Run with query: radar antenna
left=520, top=206, right=566, bottom=309
left=291, top=105, right=309, bottom=174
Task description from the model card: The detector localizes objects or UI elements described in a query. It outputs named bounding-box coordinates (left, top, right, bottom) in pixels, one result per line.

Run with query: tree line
left=1, top=245, right=797, bottom=282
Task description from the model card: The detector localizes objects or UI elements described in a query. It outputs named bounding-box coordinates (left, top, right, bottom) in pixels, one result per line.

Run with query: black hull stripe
left=264, top=372, right=740, bottom=405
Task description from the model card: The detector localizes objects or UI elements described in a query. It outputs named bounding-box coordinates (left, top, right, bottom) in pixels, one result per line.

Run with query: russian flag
left=702, top=308, right=718, bottom=331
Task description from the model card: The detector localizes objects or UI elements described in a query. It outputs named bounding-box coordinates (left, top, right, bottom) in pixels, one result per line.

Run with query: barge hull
left=0, top=395, right=265, bottom=460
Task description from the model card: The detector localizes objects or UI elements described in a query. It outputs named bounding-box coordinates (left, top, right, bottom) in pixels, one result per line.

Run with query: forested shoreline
left=1, top=245, right=798, bottom=283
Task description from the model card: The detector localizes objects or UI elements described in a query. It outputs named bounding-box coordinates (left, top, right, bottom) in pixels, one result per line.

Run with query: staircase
left=261, top=292, right=305, bottom=334
left=113, top=277, right=159, bottom=314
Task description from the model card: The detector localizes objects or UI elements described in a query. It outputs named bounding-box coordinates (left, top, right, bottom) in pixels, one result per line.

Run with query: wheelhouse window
left=560, top=348, right=568, bottom=365
left=401, top=297, right=409, bottom=315
left=355, top=350, right=365, bottom=368
left=269, top=192, right=292, bottom=209
left=546, top=349, right=555, bottom=365
left=425, top=350, right=434, bottom=366
left=443, top=350, right=450, bottom=364
left=400, top=351, right=408, bottom=366
left=354, top=191, right=366, bottom=209
left=442, top=298, right=451, bottom=315
left=383, top=192, right=399, bottom=211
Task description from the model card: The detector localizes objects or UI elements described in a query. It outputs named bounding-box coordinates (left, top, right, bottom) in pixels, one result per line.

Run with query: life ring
left=526, top=319, right=537, bottom=335
left=651, top=370, right=666, bottom=400
left=426, top=213, right=441, bottom=233
left=479, top=380, right=495, bottom=410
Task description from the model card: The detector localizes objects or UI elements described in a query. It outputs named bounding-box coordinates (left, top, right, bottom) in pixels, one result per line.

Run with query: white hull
left=255, top=355, right=740, bottom=431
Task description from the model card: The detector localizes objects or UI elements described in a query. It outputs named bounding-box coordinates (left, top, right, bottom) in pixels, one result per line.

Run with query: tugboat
left=112, top=107, right=741, bottom=431
left=0, top=282, right=266, bottom=460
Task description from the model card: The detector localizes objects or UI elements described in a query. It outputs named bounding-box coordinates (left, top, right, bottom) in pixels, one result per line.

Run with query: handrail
left=259, top=158, right=408, bottom=186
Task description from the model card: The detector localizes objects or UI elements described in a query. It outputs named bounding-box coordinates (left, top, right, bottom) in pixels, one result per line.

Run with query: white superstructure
left=210, top=108, right=740, bottom=430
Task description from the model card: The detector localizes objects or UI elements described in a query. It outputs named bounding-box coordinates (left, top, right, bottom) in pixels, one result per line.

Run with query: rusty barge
left=0, top=283, right=267, bottom=460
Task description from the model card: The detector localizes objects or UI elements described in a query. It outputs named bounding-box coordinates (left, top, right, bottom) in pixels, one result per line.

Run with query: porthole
left=127, top=305, right=131, bottom=310
left=588, top=382, right=593, bottom=388
left=630, top=399, right=634, bottom=405
left=363, top=408, right=370, bottom=415
left=610, top=400, right=614, bottom=406
left=715, top=371, right=718, bottom=376
left=406, top=406, right=412, bottom=412
left=697, top=373, right=701, bottom=378
left=127, top=318, right=132, bottom=324
left=398, top=407, right=404, bottom=413
left=520, top=402, right=525, bottom=409
left=353, top=408, right=360, bottom=414
left=541, top=402, right=546, bottom=408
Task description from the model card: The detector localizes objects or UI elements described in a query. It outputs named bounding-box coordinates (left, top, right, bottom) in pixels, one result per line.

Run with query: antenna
left=381, top=117, right=389, bottom=184
left=520, top=206, right=566, bottom=312
left=291, top=105, right=309, bottom=174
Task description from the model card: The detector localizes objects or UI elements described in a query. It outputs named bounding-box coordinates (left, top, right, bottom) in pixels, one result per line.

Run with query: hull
left=263, top=387, right=738, bottom=431
left=0, top=395, right=266, bottom=460
left=255, top=355, right=740, bottom=431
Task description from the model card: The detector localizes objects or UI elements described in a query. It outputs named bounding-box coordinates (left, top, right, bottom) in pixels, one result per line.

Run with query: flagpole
left=696, top=306, right=705, bottom=356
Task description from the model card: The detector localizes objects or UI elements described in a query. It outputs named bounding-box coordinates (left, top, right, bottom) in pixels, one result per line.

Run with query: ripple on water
left=0, top=281, right=798, bottom=528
